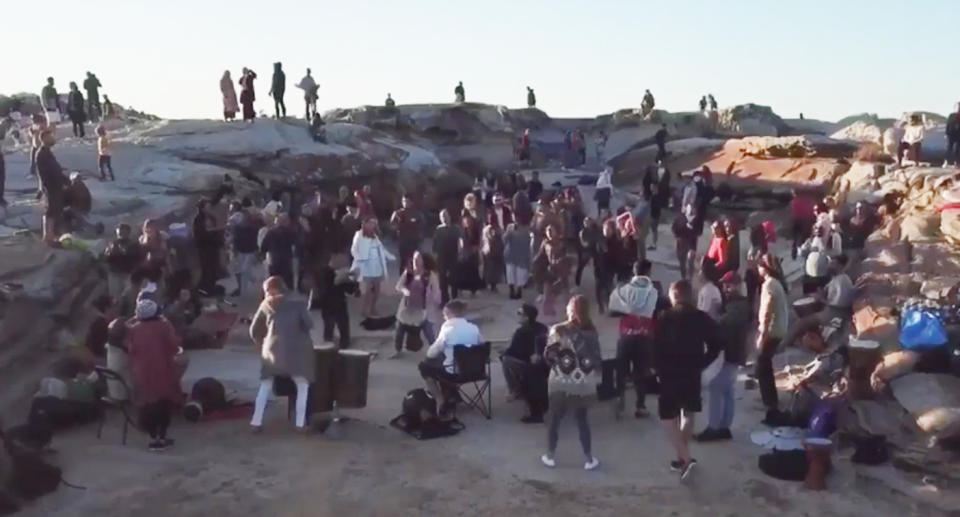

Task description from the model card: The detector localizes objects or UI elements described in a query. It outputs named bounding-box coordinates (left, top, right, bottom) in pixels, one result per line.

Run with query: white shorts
left=506, top=264, right=529, bottom=286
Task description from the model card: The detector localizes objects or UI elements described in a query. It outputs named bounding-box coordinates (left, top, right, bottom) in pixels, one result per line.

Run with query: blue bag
left=899, top=307, right=948, bottom=350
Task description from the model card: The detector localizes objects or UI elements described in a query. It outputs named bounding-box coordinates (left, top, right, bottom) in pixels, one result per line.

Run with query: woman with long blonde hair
left=249, top=276, right=316, bottom=431
left=541, top=295, right=601, bottom=470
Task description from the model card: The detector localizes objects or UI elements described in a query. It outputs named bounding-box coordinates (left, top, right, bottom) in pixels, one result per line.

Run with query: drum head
left=794, top=297, right=818, bottom=307
left=339, top=349, right=371, bottom=357
left=314, top=344, right=337, bottom=351
left=803, top=437, right=833, bottom=446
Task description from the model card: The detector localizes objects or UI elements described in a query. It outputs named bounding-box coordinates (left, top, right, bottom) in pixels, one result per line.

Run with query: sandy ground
left=12, top=211, right=939, bottom=517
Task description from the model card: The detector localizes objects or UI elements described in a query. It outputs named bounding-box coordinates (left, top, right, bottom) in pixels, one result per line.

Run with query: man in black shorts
left=655, top=280, right=722, bottom=479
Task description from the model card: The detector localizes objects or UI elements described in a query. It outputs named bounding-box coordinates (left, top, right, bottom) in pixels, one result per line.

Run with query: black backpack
left=390, top=389, right=464, bottom=440
left=0, top=428, right=62, bottom=502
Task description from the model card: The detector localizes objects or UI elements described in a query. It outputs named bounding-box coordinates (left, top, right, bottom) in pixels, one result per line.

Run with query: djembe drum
left=307, top=344, right=338, bottom=414
left=793, top=297, right=824, bottom=318
left=802, top=438, right=833, bottom=490
left=335, top=349, right=371, bottom=409
left=847, top=338, right=882, bottom=400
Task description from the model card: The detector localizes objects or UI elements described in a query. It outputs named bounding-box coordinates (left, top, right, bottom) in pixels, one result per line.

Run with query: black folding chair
left=443, top=342, right=492, bottom=419
left=93, top=366, right=139, bottom=445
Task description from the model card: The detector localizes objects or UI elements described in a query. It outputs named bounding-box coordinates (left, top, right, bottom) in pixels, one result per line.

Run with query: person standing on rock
left=127, top=297, right=183, bottom=451
left=696, top=271, right=750, bottom=443
left=268, top=62, right=287, bottom=119
left=249, top=276, right=316, bottom=431
left=708, top=94, right=717, bottom=111
left=656, top=279, right=722, bottom=480
left=227, top=200, right=262, bottom=297
left=480, top=218, right=505, bottom=292
left=296, top=68, right=318, bottom=120
left=504, top=220, right=533, bottom=300
left=654, top=124, right=668, bottom=161
left=699, top=96, right=707, bottom=112
left=36, top=129, right=68, bottom=245
left=193, top=199, right=221, bottom=293
left=642, top=161, right=670, bottom=250
left=83, top=72, right=102, bottom=122
left=220, top=70, right=239, bottom=121
left=454, top=81, right=465, bottom=103
left=594, top=167, right=612, bottom=214
left=755, top=253, right=789, bottom=425
left=260, top=213, right=298, bottom=290
left=594, top=131, right=607, bottom=165
left=527, top=87, right=536, bottom=108
left=385, top=93, right=396, bottom=108
left=609, top=260, right=659, bottom=419
left=96, top=125, right=115, bottom=181
left=351, top=216, right=395, bottom=319
left=518, top=128, right=531, bottom=164
left=946, top=103, right=960, bottom=167
left=239, top=67, right=258, bottom=122
left=540, top=295, right=602, bottom=471
left=66, top=82, right=86, bottom=138
left=390, top=193, right=425, bottom=273
left=41, top=77, right=61, bottom=123
left=433, top=208, right=462, bottom=304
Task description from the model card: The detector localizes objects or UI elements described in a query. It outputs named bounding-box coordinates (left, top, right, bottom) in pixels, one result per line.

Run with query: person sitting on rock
left=309, top=112, right=326, bottom=143
left=385, top=93, right=396, bottom=109
left=898, top=114, right=925, bottom=167
left=454, top=81, right=465, bottom=103
left=63, top=172, right=94, bottom=234
left=641, top=89, right=655, bottom=117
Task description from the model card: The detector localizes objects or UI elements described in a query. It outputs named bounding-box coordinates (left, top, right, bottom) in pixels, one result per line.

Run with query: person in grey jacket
left=503, top=221, right=533, bottom=299
left=250, top=276, right=316, bottom=430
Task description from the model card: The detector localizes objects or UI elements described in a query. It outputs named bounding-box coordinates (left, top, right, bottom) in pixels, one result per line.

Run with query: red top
left=126, top=318, right=182, bottom=406
left=791, top=196, right=816, bottom=220
left=706, top=236, right=728, bottom=270
left=619, top=314, right=656, bottom=337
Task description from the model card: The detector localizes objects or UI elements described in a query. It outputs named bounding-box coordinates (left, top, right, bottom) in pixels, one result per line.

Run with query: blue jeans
left=707, top=362, right=739, bottom=430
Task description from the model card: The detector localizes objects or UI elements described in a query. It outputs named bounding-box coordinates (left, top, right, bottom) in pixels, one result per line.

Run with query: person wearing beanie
left=126, top=297, right=182, bottom=451
left=501, top=303, right=549, bottom=422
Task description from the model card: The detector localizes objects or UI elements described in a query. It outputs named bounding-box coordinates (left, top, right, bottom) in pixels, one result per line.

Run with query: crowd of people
left=219, top=63, right=319, bottom=122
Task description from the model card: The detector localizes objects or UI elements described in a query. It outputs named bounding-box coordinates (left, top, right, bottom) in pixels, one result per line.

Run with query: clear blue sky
left=4, top=0, right=958, bottom=121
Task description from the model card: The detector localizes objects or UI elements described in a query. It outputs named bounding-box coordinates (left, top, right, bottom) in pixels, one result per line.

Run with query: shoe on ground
left=541, top=454, right=556, bottom=468
left=148, top=441, right=167, bottom=452
left=695, top=428, right=722, bottom=442
left=763, top=409, right=788, bottom=427
left=669, top=459, right=684, bottom=472
left=680, top=459, right=697, bottom=480
left=250, top=425, right=263, bottom=434
left=162, top=438, right=175, bottom=447
left=634, top=407, right=649, bottom=419
left=229, top=289, right=241, bottom=297
left=388, top=350, right=402, bottom=359
left=584, top=457, right=600, bottom=471
left=717, top=428, right=733, bottom=440
left=521, top=414, right=544, bottom=424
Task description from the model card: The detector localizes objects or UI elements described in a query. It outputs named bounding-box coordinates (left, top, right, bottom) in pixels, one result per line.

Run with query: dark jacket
left=105, top=237, right=144, bottom=274
left=260, top=225, right=298, bottom=266
left=317, top=265, right=358, bottom=314
left=504, top=321, right=548, bottom=362
left=642, top=167, right=671, bottom=205
left=948, top=113, right=960, bottom=138
left=717, top=297, right=751, bottom=366
left=67, top=90, right=85, bottom=115
left=83, top=76, right=101, bottom=101
left=271, top=65, right=286, bottom=96
left=36, top=146, right=67, bottom=195
left=433, top=224, right=462, bottom=265
left=655, top=305, right=723, bottom=376
left=527, top=180, right=543, bottom=203
left=655, top=128, right=668, bottom=147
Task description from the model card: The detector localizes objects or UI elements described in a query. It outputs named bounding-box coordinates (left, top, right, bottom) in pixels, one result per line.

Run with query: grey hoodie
left=608, top=276, right=658, bottom=317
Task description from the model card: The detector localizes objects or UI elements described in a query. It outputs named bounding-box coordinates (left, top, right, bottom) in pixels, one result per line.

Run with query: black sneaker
left=680, top=459, right=697, bottom=480
left=695, top=428, right=720, bottom=442
left=669, top=460, right=684, bottom=472
left=634, top=407, right=649, bottom=419
left=521, top=414, right=544, bottom=424
left=162, top=438, right=176, bottom=448
left=717, top=429, right=733, bottom=440
left=148, top=440, right=167, bottom=452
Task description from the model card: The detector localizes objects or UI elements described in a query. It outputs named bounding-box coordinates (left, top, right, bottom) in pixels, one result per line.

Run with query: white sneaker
left=584, top=457, right=600, bottom=471
left=541, top=454, right=556, bottom=468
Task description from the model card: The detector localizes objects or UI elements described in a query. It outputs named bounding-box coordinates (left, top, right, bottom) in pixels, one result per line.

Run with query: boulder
left=897, top=212, right=941, bottom=243
left=860, top=237, right=911, bottom=274
left=832, top=121, right=884, bottom=144
left=941, top=208, right=960, bottom=246
left=910, top=242, right=960, bottom=277
left=891, top=374, right=960, bottom=439
left=734, top=135, right=856, bottom=160
left=717, top=104, right=788, bottom=136
left=852, top=296, right=900, bottom=350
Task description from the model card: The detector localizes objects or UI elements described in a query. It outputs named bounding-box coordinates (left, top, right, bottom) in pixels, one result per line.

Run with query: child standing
left=97, top=125, right=115, bottom=180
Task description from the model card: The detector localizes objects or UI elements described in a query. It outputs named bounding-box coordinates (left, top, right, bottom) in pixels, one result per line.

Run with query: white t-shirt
left=826, top=273, right=855, bottom=308
left=426, top=318, right=483, bottom=372
left=697, top=282, right=723, bottom=320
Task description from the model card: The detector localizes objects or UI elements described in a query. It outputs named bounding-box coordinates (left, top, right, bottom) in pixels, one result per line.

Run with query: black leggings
left=71, top=118, right=85, bottom=138
left=616, top=334, right=651, bottom=409
left=274, top=95, right=287, bottom=118
left=323, top=308, right=350, bottom=348
left=198, top=244, right=220, bottom=291
left=756, top=337, right=781, bottom=411
left=139, top=400, right=173, bottom=440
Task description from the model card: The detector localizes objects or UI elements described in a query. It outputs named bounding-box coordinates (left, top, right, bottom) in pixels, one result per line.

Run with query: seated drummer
left=781, top=324, right=848, bottom=425
left=418, top=299, right=482, bottom=418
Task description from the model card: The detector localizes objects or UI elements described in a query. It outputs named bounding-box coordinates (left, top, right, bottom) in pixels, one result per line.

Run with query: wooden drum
left=308, top=344, right=338, bottom=414
left=847, top=338, right=882, bottom=400
left=335, top=349, right=372, bottom=409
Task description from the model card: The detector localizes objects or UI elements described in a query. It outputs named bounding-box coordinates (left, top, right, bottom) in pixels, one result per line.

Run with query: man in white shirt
left=824, top=254, right=854, bottom=316
left=419, top=299, right=483, bottom=413
left=756, top=254, right=790, bottom=424
left=696, top=272, right=723, bottom=320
